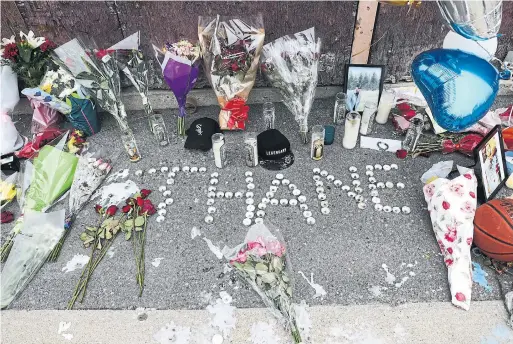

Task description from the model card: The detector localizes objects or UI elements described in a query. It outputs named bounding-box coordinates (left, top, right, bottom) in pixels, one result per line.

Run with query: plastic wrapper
left=261, top=28, right=321, bottom=143
left=0, top=172, right=17, bottom=210
left=0, top=209, right=65, bottom=309
left=24, top=133, right=78, bottom=212
left=52, top=39, right=140, bottom=161
left=28, top=98, right=61, bottom=134
left=0, top=112, right=25, bottom=156
left=0, top=65, right=20, bottom=112
left=226, top=222, right=302, bottom=343
left=199, top=15, right=265, bottom=130
left=153, top=38, right=200, bottom=137
left=423, top=170, right=478, bottom=310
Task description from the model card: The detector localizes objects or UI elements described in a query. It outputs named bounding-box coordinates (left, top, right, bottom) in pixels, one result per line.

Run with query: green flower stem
left=137, top=214, right=148, bottom=296
left=177, top=117, right=185, bottom=137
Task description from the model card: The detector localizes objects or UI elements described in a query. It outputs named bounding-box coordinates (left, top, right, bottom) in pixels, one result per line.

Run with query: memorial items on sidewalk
left=153, top=38, right=201, bottom=137
left=257, top=129, right=295, bottom=171
left=423, top=169, right=478, bottom=310
left=199, top=15, right=265, bottom=130
left=261, top=27, right=320, bottom=143
left=184, top=117, right=222, bottom=151
left=52, top=39, right=141, bottom=162
left=228, top=222, right=303, bottom=343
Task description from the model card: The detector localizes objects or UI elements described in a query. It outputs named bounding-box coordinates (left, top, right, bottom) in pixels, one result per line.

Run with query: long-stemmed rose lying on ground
left=68, top=203, right=123, bottom=309
left=228, top=222, right=302, bottom=343
left=396, top=133, right=483, bottom=159
left=122, top=189, right=156, bottom=296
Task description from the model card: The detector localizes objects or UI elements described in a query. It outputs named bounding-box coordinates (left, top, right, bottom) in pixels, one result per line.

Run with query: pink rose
left=449, top=184, right=464, bottom=197
left=445, top=224, right=457, bottom=242
left=437, top=240, right=445, bottom=252
left=236, top=250, right=247, bottom=263
left=445, top=259, right=454, bottom=267
left=267, top=240, right=285, bottom=257
left=460, top=201, right=475, bottom=214
left=256, top=247, right=267, bottom=257
left=424, top=184, right=435, bottom=199
left=464, top=173, right=472, bottom=180
left=247, top=241, right=263, bottom=251
left=455, top=292, right=466, bottom=302
left=466, top=237, right=473, bottom=246
left=469, top=191, right=476, bottom=199
left=442, top=201, right=451, bottom=210
left=446, top=247, right=453, bottom=255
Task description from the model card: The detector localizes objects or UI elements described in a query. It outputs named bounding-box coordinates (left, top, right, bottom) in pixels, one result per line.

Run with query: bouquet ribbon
left=223, top=98, right=249, bottom=130
left=442, top=134, right=483, bottom=156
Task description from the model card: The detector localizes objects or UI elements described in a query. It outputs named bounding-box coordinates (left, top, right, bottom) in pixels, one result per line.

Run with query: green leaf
left=97, top=241, right=102, bottom=250
left=134, top=216, right=145, bottom=227
left=124, top=221, right=134, bottom=229
left=112, top=226, right=120, bottom=235
left=135, top=226, right=143, bottom=232
left=86, top=227, right=97, bottom=235
left=125, top=231, right=132, bottom=241
left=255, top=263, right=268, bottom=275
left=272, top=257, right=283, bottom=273
left=105, top=231, right=112, bottom=240
left=282, top=273, right=290, bottom=283
left=261, top=272, right=277, bottom=284
left=286, top=286, right=293, bottom=296
left=80, top=233, right=91, bottom=242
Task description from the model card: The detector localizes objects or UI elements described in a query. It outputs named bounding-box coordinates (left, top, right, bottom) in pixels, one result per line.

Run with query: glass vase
left=263, top=102, right=275, bottom=130
left=149, top=112, right=169, bottom=146
left=120, top=126, right=141, bottom=162
left=333, top=92, right=347, bottom=125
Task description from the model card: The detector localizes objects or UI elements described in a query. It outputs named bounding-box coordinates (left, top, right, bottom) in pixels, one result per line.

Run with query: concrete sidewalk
left=2, top=301, right=512, bottom=343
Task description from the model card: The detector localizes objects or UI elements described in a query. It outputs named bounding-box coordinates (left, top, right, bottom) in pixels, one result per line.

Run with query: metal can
left=244, top=132, right=259, bottom=167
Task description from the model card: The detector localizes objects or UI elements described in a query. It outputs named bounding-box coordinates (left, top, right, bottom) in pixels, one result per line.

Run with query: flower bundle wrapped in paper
left=52, top=39, right=141, bottom=161
left=227, top=222, right=303, bottom=343
left=423, top=169, right=478, bottom=310
left=153, top=38, right=201, bottom=137
left=108, top=32, right=168, bottom=145
left=199, top=15, right=265, bottom=130
left=261, top=28, right=321, bottom=143
left=22, top=67, right=100, bottom=137
left=48, top=145, right=113, bottom=261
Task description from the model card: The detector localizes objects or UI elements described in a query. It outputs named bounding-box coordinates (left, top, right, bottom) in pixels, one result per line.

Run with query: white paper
left=359, top=136, right=402, bottom=152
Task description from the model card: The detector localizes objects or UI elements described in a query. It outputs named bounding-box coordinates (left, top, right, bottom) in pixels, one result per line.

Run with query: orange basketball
left=474, top=199, right=513, bottom=262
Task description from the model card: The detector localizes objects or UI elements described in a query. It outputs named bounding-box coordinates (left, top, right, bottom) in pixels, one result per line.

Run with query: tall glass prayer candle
left=376, top=90, right=395, bottom=124
left=343, top=111, right=361, bottom=149
left=244, top=132, right=259, bottom=167
left=212, top=133, right=226, bottom=168
left=360, top=101, right=377, bottom=135
left=310, top=125, right=325, bottom=160
left=333, top=92, right=347, bottom=125
left=263, top=102, right=275, bottom=130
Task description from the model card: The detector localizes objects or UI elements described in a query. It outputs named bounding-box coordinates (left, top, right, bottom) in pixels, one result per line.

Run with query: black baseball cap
left=184, top=118, right=222, bottom=151
left=257, top=129, right=295, bottom=170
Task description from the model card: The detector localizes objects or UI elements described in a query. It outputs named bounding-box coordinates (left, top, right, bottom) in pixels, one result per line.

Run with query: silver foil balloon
left=436, top=0, right=502, bottom=41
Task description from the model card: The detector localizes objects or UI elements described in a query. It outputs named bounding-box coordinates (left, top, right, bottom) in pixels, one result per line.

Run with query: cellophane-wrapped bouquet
left=153, top=38, right=201, bottom=137
left=199, top=15, right=265, bottom=130
left=52, top=39, right=141, bottom=162
left=227, top=222, right=303, bottom=343
left=261, top=28, right=321, bottom=143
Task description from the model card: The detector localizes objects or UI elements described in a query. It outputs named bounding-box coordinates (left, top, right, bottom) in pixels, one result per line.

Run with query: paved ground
left=2, top=97, right=513, bottom=341
left=2, top=301, right=513, bottom=343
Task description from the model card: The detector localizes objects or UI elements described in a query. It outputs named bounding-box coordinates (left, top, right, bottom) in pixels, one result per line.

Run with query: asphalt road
left=2, top=97, right=513, bottom=311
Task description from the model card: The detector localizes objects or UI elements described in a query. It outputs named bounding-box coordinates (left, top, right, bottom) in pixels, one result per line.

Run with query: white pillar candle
left=212, top=133, right=226, bottom=168
left=343, top=111, right=361, bottom=149
left=376, top=90, right=395, bottom=124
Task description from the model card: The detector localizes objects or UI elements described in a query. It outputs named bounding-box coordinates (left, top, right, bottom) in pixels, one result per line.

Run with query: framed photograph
left=474, top=125, right=507, bottom=201
left=344, top=64, right=384, bottom=112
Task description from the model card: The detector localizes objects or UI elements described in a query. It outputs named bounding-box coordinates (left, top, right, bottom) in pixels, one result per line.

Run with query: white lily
left=1, top=35, right=15, bottom=47
left=19, top=30, right=45, bottom=48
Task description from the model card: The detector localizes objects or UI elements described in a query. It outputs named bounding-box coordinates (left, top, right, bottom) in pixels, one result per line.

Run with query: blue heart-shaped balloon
left=411, top=49, right=499, bottom=132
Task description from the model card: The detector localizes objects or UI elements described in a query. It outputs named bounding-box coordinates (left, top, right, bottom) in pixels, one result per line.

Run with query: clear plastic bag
left=226, top=222, right=302, bottom=343
left=0, top=209, right=65, bottom=309
left=261, top=28, right=321, bottom=143
left=198, top=15, right=265, bottom=130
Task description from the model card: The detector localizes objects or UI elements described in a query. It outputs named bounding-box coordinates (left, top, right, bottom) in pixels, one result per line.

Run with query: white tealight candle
left=343, top=111, right=361, bottom=149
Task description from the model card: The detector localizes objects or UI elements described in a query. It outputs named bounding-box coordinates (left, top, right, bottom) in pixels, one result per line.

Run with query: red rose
left=231, top=62, right=240, bottom=71
left=1, top=211, right=14, bottom=224
left=122, top=205, right=132, bottom=213
left=396, top=101, right=412, bottom=112
left=469, top=192, right=476, bottom=199
left=106, top=205, right=118, bottom=217
left=95, top=205, right=103, bottom=213
left=396, top=149, right=408, bottom=159
left=142, top=199, right=156, bottom=215
left=140, top=189, right=151, bottom=198
left=39, top=39, right=56, bottom=52
left=2, top=43, right=18, bottom=61
left=455, top=292, right=466, bottom=302
left=136, top=197, right=144, bottom=207
left=442, top=201, right=450, bottom=210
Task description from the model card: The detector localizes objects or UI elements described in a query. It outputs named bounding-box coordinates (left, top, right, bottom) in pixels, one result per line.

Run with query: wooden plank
left=113, top=1, right=358, bottom=88
left=350, top=1, right=379, bottom=64
left=1, top=1, right=28, bottom=38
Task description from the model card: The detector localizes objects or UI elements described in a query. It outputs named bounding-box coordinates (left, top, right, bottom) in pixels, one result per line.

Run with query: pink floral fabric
left=423, top=171, right=478, bottom=310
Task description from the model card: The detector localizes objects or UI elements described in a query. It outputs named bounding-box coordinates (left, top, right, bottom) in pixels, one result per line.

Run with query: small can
left=310, top=125, right=325, bottom=160
left=212, top=133, right=226, bottom=168
left=244, top=132, right=259, bottom=167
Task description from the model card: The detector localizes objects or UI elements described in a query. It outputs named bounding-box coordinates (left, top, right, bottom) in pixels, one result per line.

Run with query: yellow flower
left=0, top=180, right=16, bottom=205
left=41, top=83, right=52, bottom=93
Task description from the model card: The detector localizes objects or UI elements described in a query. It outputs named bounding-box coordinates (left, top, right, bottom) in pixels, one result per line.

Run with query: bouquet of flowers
left=261, top=28, right=321, bottom=143
left=153, top=39, right=201, bottom=137
left=22, top=67, right=100, bottom=137
left=108, top=32, right=168, bottom=145
left=227, top=222, right=302, bottom=343
left=423, top=170, right=478, bottom=310
left=199, top=15, right=265, bottom=130
left=69, top=203, right=123, bottom=309
left=396, top=133, right=483, bottom=159
left=52, top=39, right=141, bottom=162
left=121, top=189, right=156, bottom=296
left=48, top=146, right=113, bottom=261
left=1, top=209, right=65, bottom=309
left=0, top=173, right=17, bottom=210
left=0, top=31, right=56, bottom=87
